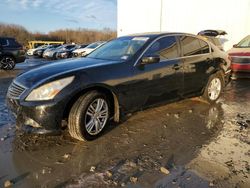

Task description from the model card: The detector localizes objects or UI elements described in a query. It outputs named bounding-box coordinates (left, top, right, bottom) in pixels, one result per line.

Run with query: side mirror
left=233, top=44, right=238, bottom=48
left=141, top=55, right=160, bottom=65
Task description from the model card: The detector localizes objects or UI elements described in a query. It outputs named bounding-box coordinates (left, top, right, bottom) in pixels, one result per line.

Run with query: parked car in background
left=72, top=41, right=105, bottom=57
left=228, top=35, right=250, bottom=79
left=0, top=37, right=26, bottom=70
left=43, top=44, right=75, bottom=59
left=27, top=44, right=48, bottom=56
left=55, top=44, right=77, bottom=59
left=43, top=45, right=62, bottom=58
left=72, top=44, right=90, bottom=57
left=33, top=44, right=61, bottom=58
left=198, top=30, right=227, bottom=51
left=7, top=32, right=231, bottom=141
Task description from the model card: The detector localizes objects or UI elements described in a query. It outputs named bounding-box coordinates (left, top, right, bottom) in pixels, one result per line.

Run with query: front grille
left=7, top=81, right=26, bottom=99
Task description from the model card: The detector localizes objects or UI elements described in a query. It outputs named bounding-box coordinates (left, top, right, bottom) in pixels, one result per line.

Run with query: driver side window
left=144, top=36, right=179, bottom=61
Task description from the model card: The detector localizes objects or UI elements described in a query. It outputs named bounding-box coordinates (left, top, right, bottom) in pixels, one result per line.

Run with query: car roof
left=0, top=37, right=16, bottom=40
left=126, top=32, right=198, bottom=39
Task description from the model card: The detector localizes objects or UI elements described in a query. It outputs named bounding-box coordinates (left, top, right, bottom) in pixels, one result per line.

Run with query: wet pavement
left=0, top=59, right=249, bottom=188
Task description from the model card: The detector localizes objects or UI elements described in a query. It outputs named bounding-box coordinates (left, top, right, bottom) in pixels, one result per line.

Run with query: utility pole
left=160, top=0, right=163, bottom=32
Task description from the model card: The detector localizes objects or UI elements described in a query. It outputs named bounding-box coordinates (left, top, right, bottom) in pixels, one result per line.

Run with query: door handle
left=172, top=64, right=181, bottom=70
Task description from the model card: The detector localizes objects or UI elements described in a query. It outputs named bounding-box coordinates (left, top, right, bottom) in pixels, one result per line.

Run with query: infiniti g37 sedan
left=7, top=33, right=231, bottom=141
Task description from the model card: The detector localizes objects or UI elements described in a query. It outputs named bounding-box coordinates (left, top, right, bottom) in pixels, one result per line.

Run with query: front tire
left=202, top=72, right=224, bottom=103
left=68, top=91, right=110, bottom=141
left=0, top=56, right=16, bottom=70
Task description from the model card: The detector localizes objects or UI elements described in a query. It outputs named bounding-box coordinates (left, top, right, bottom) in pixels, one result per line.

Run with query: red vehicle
left=228, top=35, right=250, bottom=79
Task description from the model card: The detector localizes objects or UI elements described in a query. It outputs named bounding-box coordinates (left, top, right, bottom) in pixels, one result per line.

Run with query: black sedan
left=6, top=32, right=231, bottom=141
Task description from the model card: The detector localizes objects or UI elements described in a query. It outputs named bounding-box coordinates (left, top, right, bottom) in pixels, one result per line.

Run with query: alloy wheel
left=84, top=98, right=109, bottom=135
left=208, top=78, right=221, bottom=101
left=0, top=57, right=15, bottom=70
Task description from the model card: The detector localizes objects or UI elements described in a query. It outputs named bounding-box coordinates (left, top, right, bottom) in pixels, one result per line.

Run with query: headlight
left=60, top=52, right=68, bottom=57
left=25, top=76, right=74, bottom=101
left=81, top=51, right=86, bottom=56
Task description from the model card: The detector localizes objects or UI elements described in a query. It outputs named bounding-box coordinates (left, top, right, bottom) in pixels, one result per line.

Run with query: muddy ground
left=0, top=60, right=249, bottom=188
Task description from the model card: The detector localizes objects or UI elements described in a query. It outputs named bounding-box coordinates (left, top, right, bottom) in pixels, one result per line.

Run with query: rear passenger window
left=0, top=38, right=8, bottom=46
left=144, top=36, right=179, bottom=60
left=66, top=45, right=74, bottom=49
left=199, top=39, right=210, bottom=54
left=8, top=39, right=21, bottom=47
left=180, top=36, right=210, bottom=56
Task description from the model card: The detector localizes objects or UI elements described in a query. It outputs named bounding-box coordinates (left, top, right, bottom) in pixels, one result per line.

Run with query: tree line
left=0, top=23, right=117, bottom=46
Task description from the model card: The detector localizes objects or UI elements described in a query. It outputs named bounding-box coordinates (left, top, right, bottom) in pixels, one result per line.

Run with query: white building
left=117, top=0, right=250, bottom=50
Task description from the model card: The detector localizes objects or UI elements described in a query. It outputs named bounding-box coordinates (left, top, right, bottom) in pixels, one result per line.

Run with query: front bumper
left=231, top=71, right=250, bottom=79
left=230, top=56, right=250, bottom=79
left=231, top=63, right=250, bottom=79
left=6, top=97, right=65, bottom=135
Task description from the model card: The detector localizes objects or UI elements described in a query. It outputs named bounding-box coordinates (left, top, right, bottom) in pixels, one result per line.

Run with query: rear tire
left=68, top=91, right=110, bottom=141
left=202, top=72, right=224, bottom=104
left=0, top=56, right=16, bottom=70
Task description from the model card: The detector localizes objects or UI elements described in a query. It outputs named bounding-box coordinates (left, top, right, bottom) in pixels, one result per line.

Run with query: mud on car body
left=6, top=32, right=231, bottom=141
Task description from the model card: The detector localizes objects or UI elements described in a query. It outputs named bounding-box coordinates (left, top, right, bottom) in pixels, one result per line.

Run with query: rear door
left=178, top=35, right=212, bottom=96
left=0, top=38, right=5, bottom=54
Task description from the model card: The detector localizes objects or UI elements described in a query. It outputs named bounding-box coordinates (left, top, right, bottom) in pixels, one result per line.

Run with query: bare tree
left=0, top=23, right=117, bottom=46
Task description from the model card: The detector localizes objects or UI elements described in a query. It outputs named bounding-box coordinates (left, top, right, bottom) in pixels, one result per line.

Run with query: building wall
left=118, top=0, right=250, bottom=51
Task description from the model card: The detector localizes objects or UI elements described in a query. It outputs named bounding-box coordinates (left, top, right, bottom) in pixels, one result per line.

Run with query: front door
left=128, top=35, right=184, bottom=111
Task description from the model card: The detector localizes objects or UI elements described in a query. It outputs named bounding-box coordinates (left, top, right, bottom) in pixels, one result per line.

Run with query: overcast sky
left=0, top=0, right=117, bottom=33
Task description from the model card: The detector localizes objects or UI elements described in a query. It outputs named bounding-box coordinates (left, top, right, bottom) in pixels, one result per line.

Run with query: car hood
left=44, top=48, right=56, bottom=53
left=57, top=49, right=70, bottom=53
left=82, top=48, right=94, bottom=53
left=28, top=49, right=36, bottom=52
left=73, top=48, right=89, bottom=53
left=15, top=58, right=120, bottom=88
left=73, top=48, right=85, bottom=53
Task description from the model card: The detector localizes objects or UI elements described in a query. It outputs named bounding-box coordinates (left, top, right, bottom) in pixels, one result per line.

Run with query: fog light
left=25, top=118, right=41, bottom=128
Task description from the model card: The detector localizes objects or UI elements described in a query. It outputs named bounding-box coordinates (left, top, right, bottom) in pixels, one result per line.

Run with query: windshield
left=236, top=35, right=250, bottom=48
left=87, top=37, right=149, bottom=61
left=55, top=45, right=64, bottom=50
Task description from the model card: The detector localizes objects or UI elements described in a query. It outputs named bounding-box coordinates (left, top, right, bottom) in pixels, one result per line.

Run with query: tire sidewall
left=78, top=92, right=110, bottom=140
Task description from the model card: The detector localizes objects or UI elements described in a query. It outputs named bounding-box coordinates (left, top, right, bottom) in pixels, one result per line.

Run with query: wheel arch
left=1, top=52, right=16, bottom=61
left=202, top=63, right=225, bottom=96
left=63, top=84, right=120, bottom=123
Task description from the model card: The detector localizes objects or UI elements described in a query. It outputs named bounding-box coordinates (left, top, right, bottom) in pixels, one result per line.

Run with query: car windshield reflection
left=87, top=37, right=149, bottom=61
